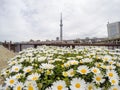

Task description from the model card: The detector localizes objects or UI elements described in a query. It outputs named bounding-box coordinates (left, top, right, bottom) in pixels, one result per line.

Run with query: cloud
left=0, top=0, right=120, bottom=42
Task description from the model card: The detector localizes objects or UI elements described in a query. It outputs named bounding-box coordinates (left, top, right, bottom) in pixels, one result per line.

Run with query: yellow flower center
left=17, top=86, right=22, bottom=90
left=46, top=70, right=51, bottom=75
left=88, top=85, right=93, bottom=90
left=63, top=72, right=68, bottom=77
left=16, top=75, right=20, bottom=79
left=73, top=62, right=77, bottom=65
left=102, top=66, right=106, bottom=69
left=97, top=64, right=100, bottom=67
left=28, top=85, right=34, bottom=90
left=70, top=71, right=74, bottom=76
left=15, top=68, right=19, bottom=71
left=57, top=85, right=63, bottom=90
left=12, top=62, right=15, bottom=64
left=93, top=69, right=97, bottom=73
left=96, top=56, right=98, bottom=59
left=80, top=61, right=83, bottom=64
left=109, top=73, right=113, bottom=77
left=109, top=66, right=113, bottom=70
left=9, top=79, right=14, bottom=84
left=96, top=77, right=101, bottom=81
left=110, top=62, right=113, bottom=64
left=32, top=76, right=38, bottom=81
left=113, top=88, right=118, bottom=90
left=27, top=69, right=30, bottom=72
left=111, top=80, right=116, bottom=84
left=66, top=64, right=69, bottom=67
left=75, top=83, right=81, bottom=88
left=104, top=58, right=108, bottom=61
left=80, top=69, right=87, bottom=74
left=61, top=65, right=64, bottom=68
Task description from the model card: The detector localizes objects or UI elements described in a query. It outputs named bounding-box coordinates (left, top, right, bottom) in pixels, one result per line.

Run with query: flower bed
left=0, top=46, right=120, bottom=90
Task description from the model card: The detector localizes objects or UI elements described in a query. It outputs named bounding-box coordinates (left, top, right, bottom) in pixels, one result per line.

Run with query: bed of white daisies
left=0, top=46, right=120, bottom=90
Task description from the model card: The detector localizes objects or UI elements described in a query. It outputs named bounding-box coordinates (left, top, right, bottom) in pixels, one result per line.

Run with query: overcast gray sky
left=0, top=0, right=120, bottom=42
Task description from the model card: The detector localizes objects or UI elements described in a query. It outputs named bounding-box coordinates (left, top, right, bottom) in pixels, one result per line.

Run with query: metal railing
left=2, top=42, right=120, bottom=52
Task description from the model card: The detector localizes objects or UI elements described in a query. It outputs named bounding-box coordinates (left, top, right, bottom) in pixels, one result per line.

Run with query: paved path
left=0, top=45, right=16, bottom=84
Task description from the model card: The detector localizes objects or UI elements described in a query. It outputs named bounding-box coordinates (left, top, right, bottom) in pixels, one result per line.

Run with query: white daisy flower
left=93, top=74, right=105, bottom=84
left=0, top=68, right=8, bottom=76
left=48, top=60, right=55, bottom=64
left=14, top=73, right=23, bottom=79
left=11, top=64, right=22, bottom=72
left=24, top=81, right=38, bottom=90
left=8, top=60, right=17, bottom=66
left=64, top=62, right=70, bottom=67
left=77, top=66, right=90, bottom=75
left=18, top=58, right=25, bottom=63
left=46, top=70, right=53, bottom=75
left=76, top=56, right=83, bottom=59
left=102, top=55, right=112, bottom=62
left=106, top=70, right=118, bottom=79
left=23, top=66, right=33, bottom=73
left=110, top=78, right=118, bottom=85
left=13, top=82, right=24, bottom=90
left=26, top=52, right=33, bottom=57
left=108, top=60, right=115, bottom=65
left=91, top=67, right=100, bottom=74
left=116, top=62, right=120, bottom=67
left=29, top=58, right=35, bottom=63
left=70, top=78, right=86, bottom=90
left=81, top=58, right=93, bottom=63
left=109, top=85, right=120, bottom=90
left=54, top=58, right=62, bottom=62
left=112, top=56, right=118, bottom=60
left=86, top=83, right=96, bottom=90
left=27, top=73, right=41, bottom=81
left=0, top=85, right=10, bottom=90
left=51, top=80, right=68, bottom=90
left=94, top=87, right=102, bottom=90
left=69, top=60, right=79, bottom=65
left=40, top=63, right=55, bottom=69
left=107, top=65, right=116, bottom=70
left=100, top=64, right=107, bottom=69
left=94, top=55, right=101, bottom=60
left=5, top=76, right=17, bottom=87
left=45, top=87, right=52, bottom=90
left=67, top=69, right=75, bottom=77
left=38, top=57, right=46, bottom=62
left=62, top=71, right=68, bottom=77
left=95, top=63, right=101, bottom=68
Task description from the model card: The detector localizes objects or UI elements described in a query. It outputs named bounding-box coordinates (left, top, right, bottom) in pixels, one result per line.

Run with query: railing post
left=113, top=45, right=114, bottom=50
left=20, top=44, right=22, bottom=51
left=4, top=40, right=6, bottom=44
left=10, top=41, right=12, bottom=50
left=8, top=41, right=11, bottom=50
left=34, top=45, right=37, bottom=48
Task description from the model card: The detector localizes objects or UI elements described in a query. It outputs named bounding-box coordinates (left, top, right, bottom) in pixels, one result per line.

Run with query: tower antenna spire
left=60, top=12, right=63, bottom=41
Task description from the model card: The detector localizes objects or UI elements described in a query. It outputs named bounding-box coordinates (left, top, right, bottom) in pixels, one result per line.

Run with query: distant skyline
left=0, top=0, right=120, bottom=42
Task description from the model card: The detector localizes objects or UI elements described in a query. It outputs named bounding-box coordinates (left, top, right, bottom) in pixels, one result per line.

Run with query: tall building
left=60, top=13, right=63, bottom=41
left=107, top=22, right=120, bottom=39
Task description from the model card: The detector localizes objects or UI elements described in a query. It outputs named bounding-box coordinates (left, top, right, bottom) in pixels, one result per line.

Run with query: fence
left=2, top=41, right=120, bottom=52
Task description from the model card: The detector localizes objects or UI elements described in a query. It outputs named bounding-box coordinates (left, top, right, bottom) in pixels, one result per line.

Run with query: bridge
left=2, top=41, right=120, bottom=52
